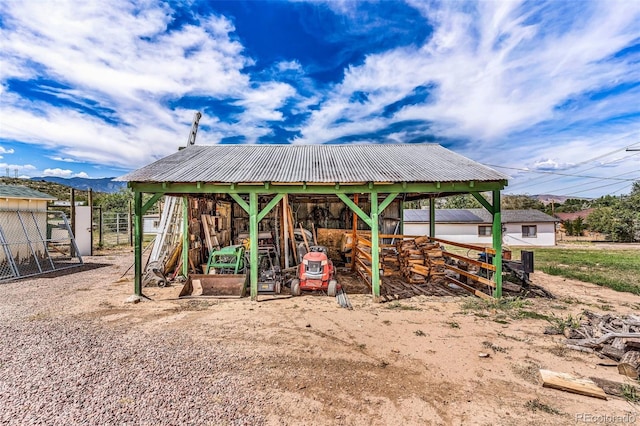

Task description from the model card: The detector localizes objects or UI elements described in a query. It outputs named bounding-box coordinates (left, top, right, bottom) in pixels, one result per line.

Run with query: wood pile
left=395, top=236, right=445, bottom=284
left=380, top=277, right=465, bottom=301
left=561, top=310, right=640, bottom=379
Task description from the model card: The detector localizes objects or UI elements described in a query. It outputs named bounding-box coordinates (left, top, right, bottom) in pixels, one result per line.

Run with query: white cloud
left=43, top=168, right=74, bottom=178
left=532, top=159, right=574, bottom=171
left=73, top=172, right=89, bottom=178
left=0, top=0, right=296, bottom=164
left=0, top=147, right=15, bottom=154
left=48, top=156, right=78, bottom=163
left=296, top=0, right=640, bottom=145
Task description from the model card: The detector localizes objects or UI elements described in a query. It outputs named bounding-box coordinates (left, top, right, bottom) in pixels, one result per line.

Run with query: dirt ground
left=4, top=248, right=640, bottom=425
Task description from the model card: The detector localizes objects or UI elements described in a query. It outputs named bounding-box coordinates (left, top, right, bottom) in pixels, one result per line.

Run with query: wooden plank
left=299, top=223, right=310, bottom=253
left=357, top=247, right=372, bottom=262
left=445, top=276, right=492, bottom=300
left=355, top=256, right=372, bottom=276
left=539, top=369, right=607, bottom=400
left=201, top=214, right=213, bottom=252
left=447, top=264, right=495, bottom=287
left=427, top=237, right=496, bottom=255
left=442, top=251, right=496, bottom=271
left=357, top=237, right=372, bottom=247
left=286, top=200, right=297, bottom=264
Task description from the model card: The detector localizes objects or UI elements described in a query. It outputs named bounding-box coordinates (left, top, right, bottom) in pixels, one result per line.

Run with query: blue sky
left=1, top=0, right=639, bottom=198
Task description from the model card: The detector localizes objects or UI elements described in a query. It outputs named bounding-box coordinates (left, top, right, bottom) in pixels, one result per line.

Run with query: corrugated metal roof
left=404, top=208, right=558, bottom=223
left=0, top=185, right=56, bottom=200
left=117, top=144, right=508, bottom=184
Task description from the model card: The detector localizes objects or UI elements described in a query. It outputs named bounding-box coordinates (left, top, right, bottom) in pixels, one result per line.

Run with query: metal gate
left=0, top=210, right=83, bottom=282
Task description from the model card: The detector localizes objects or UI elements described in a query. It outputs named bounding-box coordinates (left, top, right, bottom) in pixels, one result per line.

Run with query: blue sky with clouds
left=1, top=0, right=639, bottom=197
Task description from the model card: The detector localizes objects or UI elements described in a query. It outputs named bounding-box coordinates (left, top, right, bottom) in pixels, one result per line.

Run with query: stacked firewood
left=396, top=236, right=445, bottom=284
left=560, top=310, right=640, bottom=379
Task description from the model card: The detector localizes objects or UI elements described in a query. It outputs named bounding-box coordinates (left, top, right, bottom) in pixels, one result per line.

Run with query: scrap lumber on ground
left=539, top=369, right=607, bottom=400
left=561, top=310, right=640, bottom=379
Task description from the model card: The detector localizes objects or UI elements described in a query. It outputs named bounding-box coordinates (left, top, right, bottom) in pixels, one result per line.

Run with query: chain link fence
left=0, top=210, right=82, bottom=282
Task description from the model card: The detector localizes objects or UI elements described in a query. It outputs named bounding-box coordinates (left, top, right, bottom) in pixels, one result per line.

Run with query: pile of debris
left=560, top=310, right=640, bottom=379
left=395, top=236, right=445, bottom=284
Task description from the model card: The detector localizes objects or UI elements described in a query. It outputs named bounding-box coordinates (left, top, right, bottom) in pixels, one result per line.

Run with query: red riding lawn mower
left=290, top=246, right=339, bottom=296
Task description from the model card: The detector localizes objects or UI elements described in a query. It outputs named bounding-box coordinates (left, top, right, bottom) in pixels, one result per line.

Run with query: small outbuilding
left=119, top=144, right=510, bottom=300
left=0, top=185, right=82, bottom=281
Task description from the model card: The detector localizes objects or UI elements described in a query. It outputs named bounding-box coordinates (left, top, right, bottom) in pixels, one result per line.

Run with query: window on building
left=522, top=225, right=537, bottom=237
left=478, top=225, right=492, bottom=236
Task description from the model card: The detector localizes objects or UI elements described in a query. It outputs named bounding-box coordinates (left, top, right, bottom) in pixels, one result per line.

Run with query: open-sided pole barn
left=118, top=144, right=508, bottom=300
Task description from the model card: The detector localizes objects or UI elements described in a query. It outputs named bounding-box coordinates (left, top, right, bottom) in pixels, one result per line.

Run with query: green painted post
left=370, top=191, right=380, bottom=299
left=429, top=197, right=435, bottom=238
left=399, top=196, right=404, bottom=235
left=182, top=196, right=189, bottom=277
left=134, top=191, right=143, bottom=296
left=492, top=190, right=503, bottom=298
left=249, top=192, right=259, bottom=300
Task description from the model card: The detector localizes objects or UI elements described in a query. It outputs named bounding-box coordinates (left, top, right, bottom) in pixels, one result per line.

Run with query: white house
left=403, top=208, right=558, bottom=247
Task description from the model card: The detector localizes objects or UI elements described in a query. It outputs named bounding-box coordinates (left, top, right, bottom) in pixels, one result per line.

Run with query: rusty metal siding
left=118, top=144, right=508, bottom=183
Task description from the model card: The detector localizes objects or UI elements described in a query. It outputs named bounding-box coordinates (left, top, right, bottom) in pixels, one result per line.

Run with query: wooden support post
left=134, top=191, right=143, bottom=296
left=492, top=189, right=502, bottom=298
left=371, top=191, right=380, bottom=299
left=88, top=189, right=93, bottom=256
left=280, top=197, right=287, bottom=268
left=429, top=197, right=435, bottom=238
left=249, top=192, right=259, bottom=300
left=70, top=188, right=75, bottom=256
left=283, top=195, right=290, bottom=268
left=182, top=196, right=189, bottom=278
left=351, top=193, right=358, bottom=271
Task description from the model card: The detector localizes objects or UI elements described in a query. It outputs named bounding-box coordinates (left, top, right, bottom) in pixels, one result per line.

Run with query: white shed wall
left=404, top=221, right=556, bottom=247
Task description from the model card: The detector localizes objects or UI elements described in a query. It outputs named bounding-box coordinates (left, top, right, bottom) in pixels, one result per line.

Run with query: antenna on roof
left=187, top=112, right=202, bottom=146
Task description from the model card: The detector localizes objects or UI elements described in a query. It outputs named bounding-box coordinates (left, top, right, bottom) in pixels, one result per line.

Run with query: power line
left=505, top=136, right=640, bottom=190
left=507, top=152, right=640, bottom=191
left=485, top=164, right=639, bottom=181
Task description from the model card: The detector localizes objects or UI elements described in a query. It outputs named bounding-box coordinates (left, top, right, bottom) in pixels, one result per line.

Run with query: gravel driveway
left=0, top=257, right=268, bottom=425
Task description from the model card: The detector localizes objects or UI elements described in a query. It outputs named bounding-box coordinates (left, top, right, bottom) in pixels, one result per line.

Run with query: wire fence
left=95, top=211, right=132, bottom=247
left=0, top=210, right=82, bottom=282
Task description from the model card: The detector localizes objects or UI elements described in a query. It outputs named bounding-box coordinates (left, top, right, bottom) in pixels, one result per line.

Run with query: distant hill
left=30, top=176, right=126, bottom=193
left=533, top=194, right=590, bottom=205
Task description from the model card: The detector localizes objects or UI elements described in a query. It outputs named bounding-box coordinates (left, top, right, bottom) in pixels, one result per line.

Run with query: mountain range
left=30, top=176, right=126, bottom=193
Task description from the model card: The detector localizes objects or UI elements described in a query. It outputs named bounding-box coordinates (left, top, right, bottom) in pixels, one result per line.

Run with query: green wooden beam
left=141, top=192, right=164, bottom=215
left=429, top=197, right=435, bottom=238
left=249, top=192, right=259, bottom=300
left=182, top=196, right=189, bottom=277
left=257, top=193, right=284, bottom=222
left=492, top=189, right=502, bottom=298
left=336, top=193, right=372, bottom=227
left=134, top=191, right=143, bottom=296
left=370, top=192, right=380, bottom=299
left=471, top=192, right=493, bottom=214
left=377, top=193, right=398, bottom=214
left=229, top=193, right=249, bottom=213
left=399, top=195, right=405, bottom=234
left=130, top=180, right=507, bottom=195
